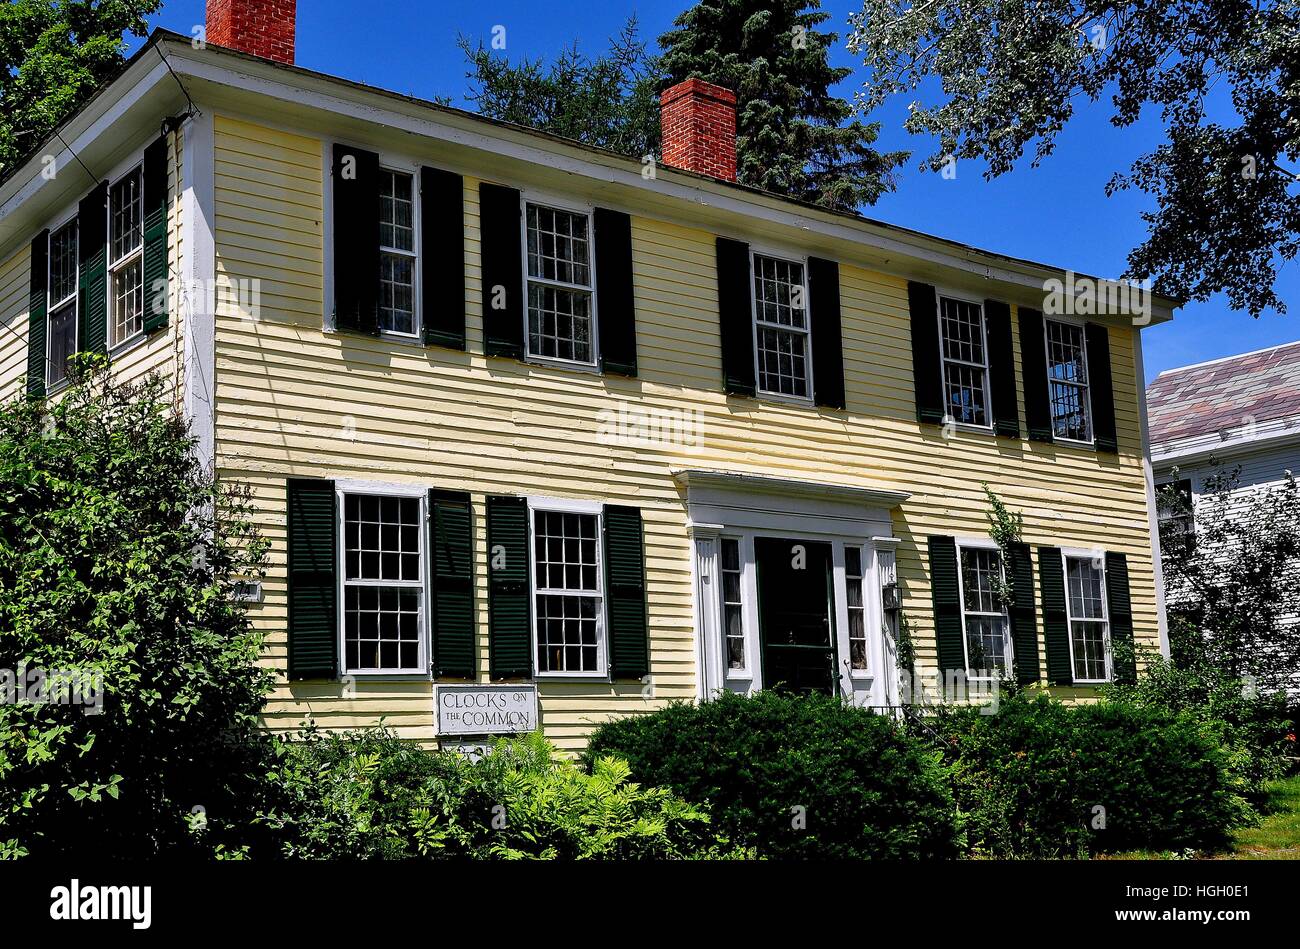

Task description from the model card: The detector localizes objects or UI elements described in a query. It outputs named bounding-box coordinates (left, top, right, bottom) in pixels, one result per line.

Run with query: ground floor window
left=532, top=506, right=605, bottom=675
left=958, top=545, right=1011, bottom=677
left=1065, top=554, right=1110, bottom=682
left=720, top=537, right=746, bottom=672
left=341, top=491, right=425, bottom=673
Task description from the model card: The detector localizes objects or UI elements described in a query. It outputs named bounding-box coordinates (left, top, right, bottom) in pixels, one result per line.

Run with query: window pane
left=939, top=297, right=988, bottom=426
left=1065, top=557, right=1105, bottom=620
left=379, top=252, right=415, bottom=334
left=940, top=297, right=985, bottom=365
left=526, top=204, right=590, bottom=286
left=345, top=584, right=421, bottom=672
left=533, top=509, right=602, bottom=673
left=49, top=220, right=78, bottom=305
left=344, top=492, right=421, bottom=581
left=752, top=255, right=806, bottom=329
left=720, top=538, right=745, bottom=670
left=110, top=168, right=143, bottom=262
left=1071, top=620, right=1108, bottom=681
left=379, top=169, right=414, bottom=251
left=753, top=254, right=809, bottom=398
left=756, top=325, right=810, bottom=398
left=845, top=545, right=867, bottom=671
left=47, top=303, right=77, bottom=386
left=527, top=283, right=592, bottom=362
left=535, top=593, right=600, bottom=673
left=960, top=548, right=1002, bottom=614
left=943, top=359, right=987, bottom=426
left=1046, top=321, right=1092, bottom=440
left=112, top=257, right=143, bottom=344
left=966, top=615, right=1010, bottom=673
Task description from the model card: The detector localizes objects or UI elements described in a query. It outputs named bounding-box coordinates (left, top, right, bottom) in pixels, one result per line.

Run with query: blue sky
left=143, top=0, right=1299, bottom=382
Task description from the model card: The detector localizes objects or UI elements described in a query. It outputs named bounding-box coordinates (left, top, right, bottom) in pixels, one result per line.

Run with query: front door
left=755, top=537, right=836, bottom=695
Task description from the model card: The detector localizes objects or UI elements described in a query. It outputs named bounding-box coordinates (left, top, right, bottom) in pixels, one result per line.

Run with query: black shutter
left=78, top=182, right=109, bottom=356
left=1086, top=323, right=1118, bottom=453
left=332, top=143, right=380, bottom=335
left=1105, top=552, right=1136, bottom=684
left=27, top=231, right=47, bottom=397
left=429, top=489, right=475, bottom=678
left=1008, top=542, right=1040, bottom=684
left=142, top=136, right=169, bottom=334
left=479, top=183, right=523, bottom=359
left=487, top=495, right=531, bottom=678
left=984, top=299, right=1019, bottom=438
left=1038, top=546, right=1072, bottom=685
left=808, top=256, right=845, bottom=409
left=420, top=166, right=466, bottom=350
left=908, top=282, right=944, bottom=424
left=603, top=505, right=649, bottom=679
left=1019, top=306, right=1052, bottom=442
left=594, top=207, right=637, bottom=377
left=928, top=536, right=965, bottom=675
left=287, top=478, right=338, bottom=680
left=716, top=237, right=755, bottom=397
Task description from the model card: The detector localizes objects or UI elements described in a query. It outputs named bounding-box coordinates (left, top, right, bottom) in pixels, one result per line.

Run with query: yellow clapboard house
left=0, top=8, right=1176, bottom=751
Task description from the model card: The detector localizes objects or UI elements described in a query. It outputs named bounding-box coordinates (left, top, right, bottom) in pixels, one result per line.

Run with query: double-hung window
left=958, top=545, right=1011, bottom=676
left=1044, top=319, right=1093, bottom=442
left=47, top=218, right=79, bottom=388
left=752, top=252, right=811, bottom=399
left=1064, top=554, right=1110, bottom=682
left=342, top=492, right=425, bottom=673
left=1156, top=478, right=1195, bottom=550
left=937, top=295, right=990, bottom=426
left=108, top=166, right=144, bottom=347
left=532, top=507, right=605, bottom=674
left=525, top=202, right=595, bottom=365
left=378, top=168, right=417, bottom=336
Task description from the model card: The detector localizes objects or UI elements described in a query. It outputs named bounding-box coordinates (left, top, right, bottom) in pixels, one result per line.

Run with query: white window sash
left=528, top=502, right=608, bottom=677
left=1061, top=553, right=1112, bottom=683
left=935, top=292, right=992, bottom=427
left=377, top=165, right=420, bottom=339
left=955, top=543, right=1012, bottom=678
left=521, top=199, right=599, bottom=367
left=1042, top=318, right=1095, bottom=443
left=749, top=249, right=814, bottom=400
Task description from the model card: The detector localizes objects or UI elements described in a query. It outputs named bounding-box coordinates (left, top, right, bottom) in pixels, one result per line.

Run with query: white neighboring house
left=1147, top=340, right=1300, bottom=691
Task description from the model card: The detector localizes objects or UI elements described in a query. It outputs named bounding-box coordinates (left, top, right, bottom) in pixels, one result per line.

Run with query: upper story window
left=342, top=492, right=425, bottom=674
left=1157, top=478, right=1195, bottom=550
left=109, top=166, right=144, bottom=347
left=958, top=545, right=1010, bottom=677
left=938, top=295, right=990, bottom=426
left=378, top=168, right=417, bottom=336
left=532, top=507, right=605, bottom=675
left=1045, top=319, right=1093, bottom=442
left=752, top=252, right=811, bottom=399
left=1064, top=554, right=1110, bottom=682
left=525, top=202, right=595, bottom=365
left=47, top=218, right=79, bottom=388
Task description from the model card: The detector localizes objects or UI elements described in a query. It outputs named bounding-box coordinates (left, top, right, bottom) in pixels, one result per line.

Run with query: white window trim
left=1061, top=548, right=1112, bottom=684
left=954, top=538, right=1012, bottom=681
left=377, top=162, right=421, bottom=341
left=335, top=480, right=430, bottom=678
left=1042, top=314, right=1096, bottom=447
left=526, top=495, right=608, bottom=679
left=106, top=161, right=146, bottom=353
left=843, top=541, right=871, bottom=679
left=519, top=191, right=600, bottom=372
left=749, top=246, right=814, bottom=404
left=718, top=535, right=751, bottom=679
left=45, top=209, right=80, bottom=391
left=934, top=287, right=994, bottom=433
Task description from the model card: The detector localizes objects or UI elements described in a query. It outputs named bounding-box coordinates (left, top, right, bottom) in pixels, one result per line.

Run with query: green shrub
left=584, top=691, right=959, bottom=859
left=258, top=726, right=742, bottom=860
left=926, top=692, right=1249, bottom=857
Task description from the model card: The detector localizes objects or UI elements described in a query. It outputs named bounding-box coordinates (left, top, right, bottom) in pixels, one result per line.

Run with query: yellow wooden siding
left=0, top=130, right=186, bottom=402
left=211, top=115, right=1159, bottom=750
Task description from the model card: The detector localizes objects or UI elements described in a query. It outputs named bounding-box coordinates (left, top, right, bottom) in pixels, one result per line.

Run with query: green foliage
left=1158, top=467, right=1300, bottom=695
left=458, top=16, right=662, bottom=162
left=0, top=0, right=161, bottom=178
left=848, top=0, right=1300, bottom=316
left=926, top=692, right=1250, bottom=857
left=585, top=690, right=959, bottom=859
left=258, top=726, right=743, bottom=860
left=0, top=357, right=275, bottom=858
left=661, top=0, right=906, bottom=209
left=981, top=483, right=1022, bottom=611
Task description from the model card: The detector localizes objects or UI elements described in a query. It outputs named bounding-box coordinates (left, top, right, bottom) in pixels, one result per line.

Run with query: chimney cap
left=661, top=78, right=737, bottom=107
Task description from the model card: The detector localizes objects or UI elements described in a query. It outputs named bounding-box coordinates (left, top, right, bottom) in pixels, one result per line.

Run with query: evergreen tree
left=659, top=0, right=906, bottom=210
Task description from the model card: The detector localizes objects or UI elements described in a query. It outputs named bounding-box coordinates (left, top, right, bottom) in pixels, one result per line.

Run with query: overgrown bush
left=925, top=692, right=1249, bottom=857
left=0, top=359, right=274, bottom=859
left=257, top=726, right=742, bottom=860
left=584, top=690, right=959, bottom=859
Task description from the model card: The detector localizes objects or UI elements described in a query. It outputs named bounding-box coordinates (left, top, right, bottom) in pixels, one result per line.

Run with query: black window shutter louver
left=908, top=282, right=945, bottom=424
left=78, top=182, right=109, bottom=356
left=1008, top=541, right=1040, bottom=684
left=332, top=143, right=380, bottom=336
left=928, top=536, right=965, bottom=675
left=716, top=236, right=755, bottom=396
left=479, top=183, right=524, bottom=359
left=141, top=135, right=169, bottom=334
left=287, top=478, right=338, bottom=680
left=1086, top=323, right=1119, bottom=453
left=429, top=489, right=475, bottom=678
left=420, top=166, right=466, bottom=350
left=594, top=207, right=637, bottom=377
left=27, top=231, right=48, bottom=397
left=603, top=505, right=649, bottom=680
left=808, top=256, right=845, bottom=409
left=1019, top=306, right=1053, bottom=442
left=1105, top=552, right=1136, bottom=684
left=486, top=495, right=531, bottom=678
left=1038, top=546, right=1073, bottom=685
left=984, top=299, right=1019, bottom=438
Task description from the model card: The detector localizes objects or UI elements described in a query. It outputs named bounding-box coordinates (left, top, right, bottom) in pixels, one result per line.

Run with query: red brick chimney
left=206, top=0, right=296, bottom=64
left=660, top=78, right=737, bottom=182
